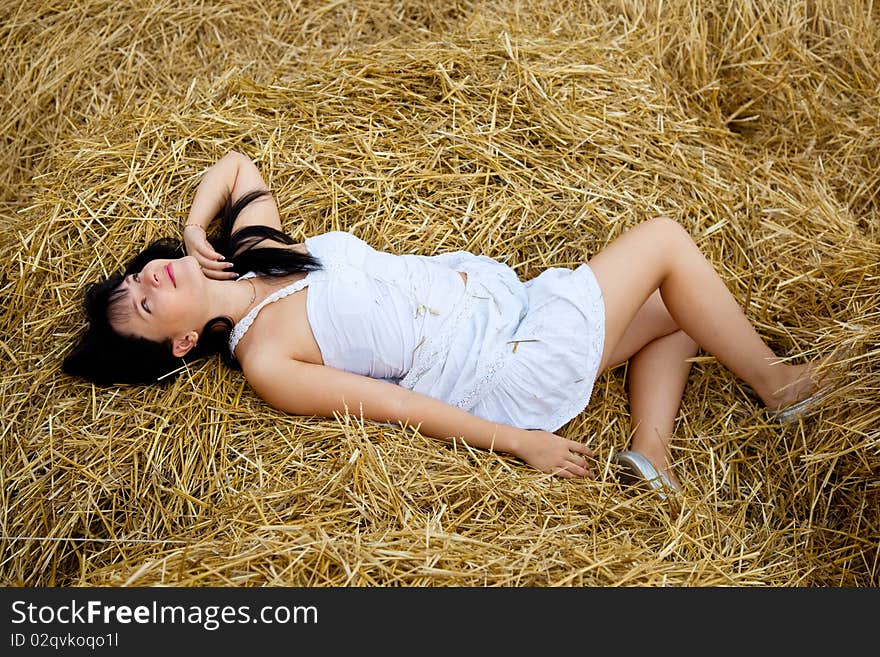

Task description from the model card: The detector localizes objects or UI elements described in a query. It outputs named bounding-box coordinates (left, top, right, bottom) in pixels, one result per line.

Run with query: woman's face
left=110, top=255, right=207, bottom=345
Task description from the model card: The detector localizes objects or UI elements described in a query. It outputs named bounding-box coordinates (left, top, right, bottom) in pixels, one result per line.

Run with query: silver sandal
left=765, top=386, right=834, bottom=424
left=611, top=450, right=680, bottom=502
left=764, top=346, right=853, bottom=424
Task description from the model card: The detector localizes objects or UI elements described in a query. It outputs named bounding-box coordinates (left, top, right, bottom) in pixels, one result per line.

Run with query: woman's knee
left=631, top=216, right=694, bottom=265
left=645, top=215, right=690, bottom=242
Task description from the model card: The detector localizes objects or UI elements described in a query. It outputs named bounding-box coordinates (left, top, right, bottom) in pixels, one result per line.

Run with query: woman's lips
left=165, top=264, right=175, bottom=287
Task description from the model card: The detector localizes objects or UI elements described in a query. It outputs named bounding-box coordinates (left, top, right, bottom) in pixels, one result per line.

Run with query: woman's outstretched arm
left=243, top=354, right=594, bottom=479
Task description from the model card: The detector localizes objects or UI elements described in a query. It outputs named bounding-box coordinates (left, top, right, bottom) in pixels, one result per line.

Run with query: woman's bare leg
left=587, top=216, right=819, bottom=415
left=599, top=289, right=697, bottom=481
left=627, top=330, right=699, bottom=488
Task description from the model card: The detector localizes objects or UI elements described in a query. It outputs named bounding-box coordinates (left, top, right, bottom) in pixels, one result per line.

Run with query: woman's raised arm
left=243, top=354, right=594, bottom=479
left=183, top=151, right=282, bottom=279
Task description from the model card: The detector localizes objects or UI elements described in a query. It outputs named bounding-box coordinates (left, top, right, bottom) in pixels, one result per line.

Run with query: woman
left=63, top=151, right=836, bottom=495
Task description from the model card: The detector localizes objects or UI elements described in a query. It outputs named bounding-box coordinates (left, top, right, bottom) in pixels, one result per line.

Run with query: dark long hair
left=62, top=190, right=323, bottom=386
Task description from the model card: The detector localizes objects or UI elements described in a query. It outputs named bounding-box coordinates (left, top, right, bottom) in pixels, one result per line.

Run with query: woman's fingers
left=185, top=234, right=229, bottom=270
left=198, top=261, right=237, bottom=280
left=195, top=254, right=235, bottom=277
left=565, top=454, right=594, bottom=475
left=193, top=242, right=224, bottom=262
left=565, top=458, right=594, bottom=480
left=546, top=452, right=593, bottom=479
left=568, top=440, right=595, bottom=459
left=183, top=231, right=218, bottom=257
left=196, top=253, right=228, bottom=269
left=561, top=442, right=596, bottom=479
left=204, top=269, right=238, bottom=281
left=564, top=463, right=588, bottom=478
left=204, top=265, right=238, bottom=280
left=189, top=245, right=237, bottom=279
left=553, top=462, right=590, bottom=479
left=522, top=430, right=598, bottom=480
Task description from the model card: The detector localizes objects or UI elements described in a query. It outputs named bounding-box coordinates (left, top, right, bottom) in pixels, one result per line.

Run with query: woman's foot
left=763, top=361, right=824, bottom=412
left=612, top=449, right=681, bottom=507
left=628, top=441, right=681, bottom=490
left=762, top=349, right=847, bottom=413
left=760, top=348, right=854, bottom=423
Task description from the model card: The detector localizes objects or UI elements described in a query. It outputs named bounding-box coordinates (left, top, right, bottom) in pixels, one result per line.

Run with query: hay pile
left=1, top=0, right=877, bottom=586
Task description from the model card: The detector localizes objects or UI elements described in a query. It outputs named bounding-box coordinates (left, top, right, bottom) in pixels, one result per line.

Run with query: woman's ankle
left=761, top=362, right=820, bottom=410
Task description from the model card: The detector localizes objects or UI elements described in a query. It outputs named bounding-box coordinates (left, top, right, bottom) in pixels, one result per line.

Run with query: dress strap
left=228, top=272, right=317, bottom=356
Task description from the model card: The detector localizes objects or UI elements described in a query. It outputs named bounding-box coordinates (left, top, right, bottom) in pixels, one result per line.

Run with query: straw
left=1, top=0, right=877, bottom=586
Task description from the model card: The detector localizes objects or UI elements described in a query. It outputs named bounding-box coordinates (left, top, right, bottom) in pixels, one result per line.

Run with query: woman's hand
left=183, top=225, right=237, bottom=280
left=515, top=429, right=596, bottom=479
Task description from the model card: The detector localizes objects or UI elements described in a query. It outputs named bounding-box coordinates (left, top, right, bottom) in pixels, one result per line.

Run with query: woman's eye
left=130, top=273, right=149, bottom=313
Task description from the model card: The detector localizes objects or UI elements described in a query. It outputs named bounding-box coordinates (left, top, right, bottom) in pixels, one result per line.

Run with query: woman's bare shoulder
left=238, top=341, right=303, bottom=377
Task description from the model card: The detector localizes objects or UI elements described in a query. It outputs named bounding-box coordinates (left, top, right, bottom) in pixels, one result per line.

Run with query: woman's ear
left=172, top=331, right=200, bottom=358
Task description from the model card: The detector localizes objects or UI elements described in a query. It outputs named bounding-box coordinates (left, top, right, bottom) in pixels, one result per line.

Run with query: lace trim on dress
left=454, top=343, right=514, bottom=411
left=398, top=267, right=511, bottom=411
left=227, top=270, right=323, bottom=356
left=397, top=282, right=478, bottom=394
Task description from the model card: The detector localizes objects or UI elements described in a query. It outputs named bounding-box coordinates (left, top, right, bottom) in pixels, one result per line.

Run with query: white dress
left=228, top=231, right=606, bottom=432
